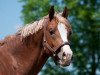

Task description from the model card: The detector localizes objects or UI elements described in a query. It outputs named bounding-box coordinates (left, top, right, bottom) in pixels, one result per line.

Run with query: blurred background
left=0, top=0, right=22, bottom=39
left=0, top=0, right=100, bottom=75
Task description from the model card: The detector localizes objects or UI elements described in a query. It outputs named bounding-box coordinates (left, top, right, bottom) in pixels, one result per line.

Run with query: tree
left=19, top=0, right=100, bottom=75
left=63, top=0, right=100, bottom=75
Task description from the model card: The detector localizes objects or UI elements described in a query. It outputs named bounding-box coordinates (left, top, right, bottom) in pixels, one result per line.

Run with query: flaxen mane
left=17, top=13, right=72, bottom=38
left=17, top=16, right=48, bottom=38
left=0, top=13, right=72, bottom=46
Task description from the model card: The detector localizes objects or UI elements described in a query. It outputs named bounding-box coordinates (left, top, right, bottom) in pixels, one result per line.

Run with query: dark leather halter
left=43, top=18, right=70, bottom=57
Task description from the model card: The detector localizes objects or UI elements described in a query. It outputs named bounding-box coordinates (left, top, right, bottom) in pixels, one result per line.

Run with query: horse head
left=43, top=6, right=73, bottom=67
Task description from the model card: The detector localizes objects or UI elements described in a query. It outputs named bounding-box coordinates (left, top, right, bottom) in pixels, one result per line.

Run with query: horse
left=0, top=6, right=73, bottom=75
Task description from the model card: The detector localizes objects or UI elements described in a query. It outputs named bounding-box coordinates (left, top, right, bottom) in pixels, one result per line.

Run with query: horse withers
left=0, top=6, right=73, bottom=75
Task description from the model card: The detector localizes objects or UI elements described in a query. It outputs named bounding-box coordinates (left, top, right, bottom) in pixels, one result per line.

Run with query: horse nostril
left=62, top=52, right=67, bottom=60
left=63, top=52, right=66, bottom=56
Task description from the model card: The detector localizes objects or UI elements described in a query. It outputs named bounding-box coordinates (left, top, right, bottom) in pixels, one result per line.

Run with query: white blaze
left=58, top=22, right=68, bottom=42
left=57, top=22, right=73, bottom=60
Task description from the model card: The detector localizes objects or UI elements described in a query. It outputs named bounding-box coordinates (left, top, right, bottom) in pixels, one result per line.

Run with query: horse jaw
left=56, top=45, right=72, bottom=67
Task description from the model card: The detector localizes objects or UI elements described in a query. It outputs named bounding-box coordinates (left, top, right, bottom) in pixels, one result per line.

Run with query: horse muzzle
left=56, top=45, right=73, bottom=67
left=58, top=56, right=73, bottom=66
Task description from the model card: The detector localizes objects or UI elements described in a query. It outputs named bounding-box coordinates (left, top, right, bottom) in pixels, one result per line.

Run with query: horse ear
left=49, top=6, right=55, bottom=21
left=62, top=7, right=69, bottom=18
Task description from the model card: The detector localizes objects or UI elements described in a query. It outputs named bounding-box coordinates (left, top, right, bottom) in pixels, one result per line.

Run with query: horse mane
left=17, top=13, right=71, bottom=38
left=0, top=12, right=72, bottom=46
left=17, top=15, right=49, bottom=38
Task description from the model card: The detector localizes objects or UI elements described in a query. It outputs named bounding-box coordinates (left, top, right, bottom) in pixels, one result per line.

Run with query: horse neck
left=12, top=29, right=49, bottom=75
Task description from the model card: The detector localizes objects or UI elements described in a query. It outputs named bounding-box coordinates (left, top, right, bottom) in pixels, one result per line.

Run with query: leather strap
left=43, top=18, right=70, bottom=57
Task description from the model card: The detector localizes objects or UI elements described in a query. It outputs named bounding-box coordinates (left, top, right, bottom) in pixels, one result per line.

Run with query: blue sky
left=0, top=0, right=23, bottom=39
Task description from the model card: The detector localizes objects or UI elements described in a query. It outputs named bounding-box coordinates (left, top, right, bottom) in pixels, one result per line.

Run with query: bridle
left=43, top=18, right=70, bottom=57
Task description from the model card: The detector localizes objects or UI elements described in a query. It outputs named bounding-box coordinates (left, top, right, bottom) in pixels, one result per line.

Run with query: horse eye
left=69, top=31, right=72, bottom=35
left=49, top=29, right=55, bottom=35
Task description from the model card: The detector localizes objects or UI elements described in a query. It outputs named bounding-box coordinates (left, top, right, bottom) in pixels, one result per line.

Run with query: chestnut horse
left=0, top=6, right=73, bottom=75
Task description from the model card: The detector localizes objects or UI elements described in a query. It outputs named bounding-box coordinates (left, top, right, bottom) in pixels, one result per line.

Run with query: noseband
left=43, top=18, right=70, bottom=57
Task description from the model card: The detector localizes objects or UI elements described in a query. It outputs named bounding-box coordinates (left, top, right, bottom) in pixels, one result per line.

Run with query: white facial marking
left=57, top=22, right=73, bottom=61
left=62, top=45, right=73, bottom=60
left=58, top=22, right=68, bottom=42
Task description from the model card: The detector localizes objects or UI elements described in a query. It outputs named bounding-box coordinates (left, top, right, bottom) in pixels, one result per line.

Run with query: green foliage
left=20, top=0, right=63, bottom=24
left=19, top=0, right=100, bottom=75
left=20, top=0, right=50, bottom=24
